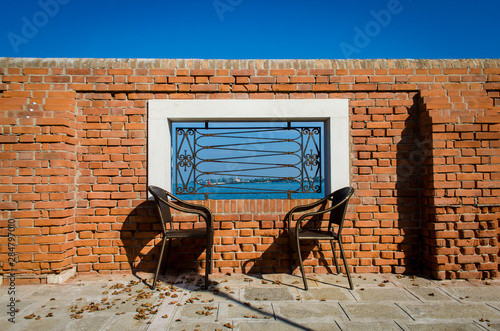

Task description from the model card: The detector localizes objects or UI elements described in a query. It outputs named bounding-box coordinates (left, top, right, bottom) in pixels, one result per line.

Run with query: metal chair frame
left=286, top=186, right=354, bottom=290
left=148, top=185, right=214, bottom=290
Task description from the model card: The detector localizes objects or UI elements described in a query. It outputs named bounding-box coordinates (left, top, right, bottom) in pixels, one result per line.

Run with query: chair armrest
left=152, top=189, right=214, bottom=228
left=285, top=195, right=331, bottom=219
left=173, top=198, right=210, bottom=214
left=171, top=200, right=214, bottom=228
left=285, top=194, right=332, bottom=230
left=287, top=195, right=350, bottom=233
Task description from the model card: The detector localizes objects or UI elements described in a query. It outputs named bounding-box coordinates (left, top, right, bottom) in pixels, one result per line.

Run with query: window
left=148, top=99, right=349, bottom=199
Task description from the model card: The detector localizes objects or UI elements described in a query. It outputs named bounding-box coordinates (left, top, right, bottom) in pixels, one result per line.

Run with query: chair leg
left=204, top=235, right=213, bottom=290
left=288, top=234, right=294, bottom=274
left=162, top=238, right=172, bottom=276
left=152, top=236, right=168, bottom=289
left=337, top=240, right=353, bottom=290
left=330, top=240, right=340, bottom=274
left=295, top=238, right=308, bottom=290
left=206, top=237, right=211, bottom=274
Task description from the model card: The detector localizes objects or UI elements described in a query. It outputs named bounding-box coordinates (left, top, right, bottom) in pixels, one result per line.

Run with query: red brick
left=210, top=76, right=235, bottom=84
left=270, top=69, right=295, bottom=76
left=231, top=69, right=255, bottom=76
left=191, top=84, right=217, bottom=92
left=191, top=69, right=215, bottom=76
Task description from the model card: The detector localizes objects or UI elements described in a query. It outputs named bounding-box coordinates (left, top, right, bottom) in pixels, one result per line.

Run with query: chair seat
left=295, top=229, right=339, bottom=240
left=164, top=228, right=208, bottom=239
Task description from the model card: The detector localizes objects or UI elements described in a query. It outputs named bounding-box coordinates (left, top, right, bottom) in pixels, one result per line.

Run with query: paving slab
left=218, top=301, right=274, bottom=319
left=237, top=320, right=342, bottom=331
left=344, top=274, right=399, bottom=288
left=274, top=302, right=346, bottom=321
left=187, top=287, right=240, bottom=303
left=441, top=286, right=500, bottom=302
left=299, top=287, right=354, bottom=301
left=400, top=321, right=486, bottom=331
left=102, top=312, right=157, bottom=331
left=212, top=273, right=263, bottom=287
left=243, top=286, right=296, bottom=301
left=340, top=302, right=412, bottom=321
left=403, top=286, right=458, bottom=302
left=264, top=274, right=318, bottom=288
left=175, top=302, right=219, bottom=321
left=400, top=302, right=500, bottom=321
left=167, top=321, right=226, bottom=331
left=388, top=275, right=438, bottom=287
left=65, top=313, right=133, bottom=331
left=298, top=274, right=352, bottom=289
left=4, top=312, right=72, bottom=331
left=336, top=320, right=404, bottom=331
left=238, top=320, right=304, bottom=331
left=437, top=279, right=491, bottom=288
left=352, top=287, right=420, bottom=302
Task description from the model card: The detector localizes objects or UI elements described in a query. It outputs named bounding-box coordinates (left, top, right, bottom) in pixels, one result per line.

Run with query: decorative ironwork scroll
left=173, top=123, right=322, bottom=199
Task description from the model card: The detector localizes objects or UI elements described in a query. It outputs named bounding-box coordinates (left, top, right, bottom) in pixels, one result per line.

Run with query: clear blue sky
left=1, top=0, right=499, bottom=59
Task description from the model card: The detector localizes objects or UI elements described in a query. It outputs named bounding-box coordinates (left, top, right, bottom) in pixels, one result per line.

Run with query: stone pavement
left=1, top=272, right=499, bottom=331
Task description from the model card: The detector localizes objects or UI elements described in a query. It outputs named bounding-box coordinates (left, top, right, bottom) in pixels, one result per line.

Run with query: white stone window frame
left=148, top=99, right=350, bottom=198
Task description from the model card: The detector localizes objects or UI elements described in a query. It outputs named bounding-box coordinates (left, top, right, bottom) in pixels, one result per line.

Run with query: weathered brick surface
left=0, top=58, right=498, bottom=281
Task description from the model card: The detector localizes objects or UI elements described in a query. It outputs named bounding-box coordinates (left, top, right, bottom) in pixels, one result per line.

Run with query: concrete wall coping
left=1, top=58, right=499, bottom=70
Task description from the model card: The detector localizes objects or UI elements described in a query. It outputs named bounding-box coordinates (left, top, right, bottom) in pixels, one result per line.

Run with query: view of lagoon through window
left=172, top=122, right=325, bottom=200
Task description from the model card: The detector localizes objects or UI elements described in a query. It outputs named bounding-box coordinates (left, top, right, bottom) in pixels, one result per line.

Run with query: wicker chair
left=148, top=185, right=214, bottom=289
left=286, top=187, right=354, bottom=290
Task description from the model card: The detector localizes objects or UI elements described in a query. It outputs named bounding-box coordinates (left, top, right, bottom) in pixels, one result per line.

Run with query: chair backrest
left=327, top=186, right=354, bottom=235
left=148, top=185, right=175, bottom=233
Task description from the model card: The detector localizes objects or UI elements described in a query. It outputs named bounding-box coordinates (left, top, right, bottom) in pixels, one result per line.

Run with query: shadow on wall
left=395, top=92, right=428, bottom=275
left=119, top=93, right=429, bottom=279
left=120, top=199, right=208, bottom=279
left=120, top=200, right=158, bottom=276
left=243, top=204, right=345, bottom=277
left=246, top=93, right=429, bottom=278
left=241, top=217, right=290, bottom=275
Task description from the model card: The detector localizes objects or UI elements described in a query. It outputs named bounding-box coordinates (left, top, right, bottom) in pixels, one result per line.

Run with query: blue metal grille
left=173, top=122, right=323, bottom=199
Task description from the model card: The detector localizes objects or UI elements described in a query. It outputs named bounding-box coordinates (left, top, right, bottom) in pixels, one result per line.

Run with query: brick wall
left=0, top=58, right=498, bottom=283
